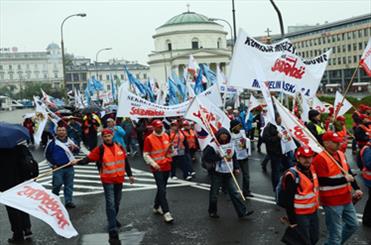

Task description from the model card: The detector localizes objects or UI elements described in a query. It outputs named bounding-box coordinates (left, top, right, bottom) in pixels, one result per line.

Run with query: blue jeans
left=296, top=212, right=319, bottom=245
left=323, top=203, right=359, bottom=245
left=153, top=171, right=170, bottom=213
left=52, top=166, right=74, bottom=204
left=102, top=183, right=123, bottom=233
left=208, top=172, right=247, bottom=217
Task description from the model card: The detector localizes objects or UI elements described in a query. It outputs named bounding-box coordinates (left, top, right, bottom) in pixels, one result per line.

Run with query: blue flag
left=194, top=67, right=204, bottom=95
left=168, top=77, right=180, bottom=105
left=110, top=74, right=117, bottom=101
left=93, top=78, right=104, bottom=91
left=143, top=79, right=155, bottom=102
left=87, top=79, right=96, bottom=94
left=199, top=64, right=216, bottom=86
left=84, top=86, right=91, bottom=106
left=171, top=71, right=186, bottom=102
left=124, top=66, right=146, bottom=96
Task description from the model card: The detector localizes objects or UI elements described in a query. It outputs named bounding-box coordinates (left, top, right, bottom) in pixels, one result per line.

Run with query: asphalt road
left=0, top=109, right=370, bottom=244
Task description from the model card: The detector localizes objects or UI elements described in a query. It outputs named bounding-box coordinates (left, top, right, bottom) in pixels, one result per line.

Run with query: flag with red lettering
left=334, top=91, right=353, bottom=117
left=360, top=38, right=371, bottom=77
left=229, top=29, right=331, bottom=98
left=312, top=96, right=329, bottom=114
left=273, top=96, right=322, bottom=153
left=0, top=180, right=78, bottom=238
left=185, top=96, right=230, bottom=150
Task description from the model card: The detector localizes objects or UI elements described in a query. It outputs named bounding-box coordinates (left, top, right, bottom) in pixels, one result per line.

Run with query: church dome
left=159, top=11, right=218, bottom=28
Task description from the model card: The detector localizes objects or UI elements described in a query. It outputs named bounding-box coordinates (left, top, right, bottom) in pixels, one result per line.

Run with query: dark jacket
left=0, top=145, right=35, bottom=191
left=262, top=122, right=282, bottom=156
left=202, top=128, right=239, bottom=171
left=306, top=121, right=324, bottom=145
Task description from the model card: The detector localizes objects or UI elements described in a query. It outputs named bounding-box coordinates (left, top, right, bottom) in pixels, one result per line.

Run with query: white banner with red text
left=229, top=29, right=331, bottom=98
left=0, top=180, right=78, bottom=238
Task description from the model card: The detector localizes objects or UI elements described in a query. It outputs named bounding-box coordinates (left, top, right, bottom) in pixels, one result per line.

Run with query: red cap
left=152, top=120, right=163, bottom=128
left=295, top=146, right=315, bottom=158
left=359, top=104, right=370, bottom=112
left=336, top=116, right=346, bottom=122
left=328, top=107, right=334, bottom=116
left=359, top=113, right=368, bottom=120
left=170, top=120, right=178, bottom=126
left=182, top=120, right=190, bottom=126
left=102, top=128, right=113, bottom=136
left=322, top=131, right=343, bottom=143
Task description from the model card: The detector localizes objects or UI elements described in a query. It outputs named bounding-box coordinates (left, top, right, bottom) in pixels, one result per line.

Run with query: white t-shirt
left=212, top=142, right=235, bottom=174
left=231, top=130, right=251, bottom=160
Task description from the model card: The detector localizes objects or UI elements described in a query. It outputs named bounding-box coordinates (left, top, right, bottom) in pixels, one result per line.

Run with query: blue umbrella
left=0, top=122, right=30, bottom=149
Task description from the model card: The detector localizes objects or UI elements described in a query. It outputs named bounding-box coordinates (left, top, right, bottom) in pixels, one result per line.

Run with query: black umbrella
left=0, top=122, right=30, bottom=149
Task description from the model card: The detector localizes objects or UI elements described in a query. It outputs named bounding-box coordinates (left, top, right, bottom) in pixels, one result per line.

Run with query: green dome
left=159, top=11, right=216, bottom=28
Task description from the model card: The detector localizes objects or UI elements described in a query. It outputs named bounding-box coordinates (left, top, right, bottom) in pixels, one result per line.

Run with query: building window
left=333, top=47, right=336, bottom=54
left=99, top=75, right=102, bottom=81
left=54, top=73, right=58, bottom=78
left=352, top=31, right=356, bottom=39
left=353, top=43, right=357, bottom=51
left=310, top=50, right=313, bottom=57
left=328, top=59, right=332, bottom=65
left=9, top=73, right=13, bottom=80
left=120, top=74, right=124, bottom=80
left=143, top=73, right=147, bottom=79
left=332, top=36, right=335, bottom=42
left=17, top=64, right=21, bottom=70
left=343, top=57, right=346, bottom=64
left=0, top=65, right=2, bottom=70
left=342, top=33, right=345, bottom=40
left=337, top=34, right=340, bottom=41
left=337, top=46, right=340, bottom=53
left=166, top=40, right=172, bottom=51
left=348, top=56, right=352, bottom=64
left=9, top=65, right=12, bottom=70
left=107, top=85, right=111, bottom=90
left=359, top=42, right=363, bottom=50
left=333, top=58, right=336, bottom=65
left=354, top=55, right=357, bottom=63
left=358, top=30, right=362, bottom=37
left=136, top=74, right=140, bottom=79
left=217, top=38, right=222, bottom=49
left=26, top=72, right=31, bottom=79
left=347, top=32, right=351, bottom=39
left=348, top=44, right=351, bottom=52
left=114, top=75, right=118, bottom=80
left=192, top=38, right=199, bottom=49
left=44, top=73, right=47, bottom=79
left=338, top=57, right=341, bottom=64
left=342, top=45, right=346, bottom=52
left=364, top=29, right=369, bottom=36
left=322, top=37, right=326, bottom=44
left=106, top=74, right=110, bottom=80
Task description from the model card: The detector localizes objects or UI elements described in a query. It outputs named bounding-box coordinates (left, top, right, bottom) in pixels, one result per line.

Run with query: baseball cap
left=322, top=131, right=343, bottom=143
left=295, top=146, right=315, bottom=158
left=102, top=128, right=113, bottom=136
left=152, top=120, right=163, bottom=128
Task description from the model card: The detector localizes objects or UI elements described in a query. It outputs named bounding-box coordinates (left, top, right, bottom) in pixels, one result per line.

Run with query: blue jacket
left=45, top=138, right=78, bottom=166
left=110, top=126, right=126, bottom=148
left=362, top=146, right=371, bottom=187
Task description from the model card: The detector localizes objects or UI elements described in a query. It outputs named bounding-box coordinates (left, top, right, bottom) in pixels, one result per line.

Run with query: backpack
left=17, top=145, right=39, bottom=180
left=275, top=167, right=300, bottom=208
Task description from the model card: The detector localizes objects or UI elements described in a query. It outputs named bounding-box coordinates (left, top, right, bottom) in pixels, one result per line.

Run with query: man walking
left=143, top=120, right=174, bottom=223
left=76, top=128, right=134, bottom=244
left=313, top=131, right=362, bottom=245
left=106, top=118, right=126, bottom=149
left=45, top=125, right=79, bottom=209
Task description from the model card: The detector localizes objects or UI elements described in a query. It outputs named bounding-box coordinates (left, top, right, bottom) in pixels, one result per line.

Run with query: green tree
left=0, top=84, right=17, bottom=97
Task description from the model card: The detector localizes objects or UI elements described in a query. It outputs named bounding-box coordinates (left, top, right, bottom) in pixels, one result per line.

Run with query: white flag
left=247, top=94, right=260, bottom=112
left=299, top=93, right=311, bottom=122
left=33, top=97, right=48, bottom=146
left=258, top=80, right=275, bottom=124
left=273, top=96, right=322, bottom=153
left=334, top=91, right=353, bottom=117
left=185, top=96, right=230, bottom=150
left=312, top=96, right=329, bottom=114
left=0, top=180, right=78, bottom=238
left=229, top=29, right=331, bottom=98
left=360, top=38, right=371, bottom=77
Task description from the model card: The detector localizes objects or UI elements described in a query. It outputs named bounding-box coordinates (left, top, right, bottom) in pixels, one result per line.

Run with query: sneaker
left=108, top=232, right=121, bottom=245
left=185, top=175, right=192, bottom=181
left=209, top=213, right=219, bottom=218
left=171, top=176, right=178, bottom=180
left=24, top=228, right=32, bottom=239
left=245, top=193, right=254, bottom=198
left=239, top=210, right=254, bottom=218
left=163, top=212, right=174, bottom=223
left=153, top=207, right=164, bottom=215
left=65, top=202, right=76, bottom=209
left=8, top=233, right=24, bottom=244
left=191, top=171, right=196, bottom=176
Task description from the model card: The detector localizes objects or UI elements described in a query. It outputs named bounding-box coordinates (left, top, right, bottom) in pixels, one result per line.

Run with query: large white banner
left=185, top=96, right=230, bottom=150
left=0, top=180, right=78, bottom=238
left=273, top=97, right=322, bottom=153
left=229, top=29, right=331, bottom=98
left=117, top=83, right=222, bottom=118
left=334, top=91, right=353, bottom=117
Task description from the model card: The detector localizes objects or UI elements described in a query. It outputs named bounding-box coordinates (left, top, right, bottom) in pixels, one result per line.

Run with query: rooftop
left=158, top=11, right=218, bottom=29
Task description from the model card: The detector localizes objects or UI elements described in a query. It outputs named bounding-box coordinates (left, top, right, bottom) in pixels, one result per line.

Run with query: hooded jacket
left=202, top=128, right=239, bottom=173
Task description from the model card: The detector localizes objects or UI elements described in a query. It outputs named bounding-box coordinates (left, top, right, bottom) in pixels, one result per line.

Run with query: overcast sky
left=1, top=0, right=370, bottom=64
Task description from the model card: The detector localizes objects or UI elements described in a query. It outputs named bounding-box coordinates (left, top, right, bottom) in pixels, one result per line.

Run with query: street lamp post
left=60, top=13, right=86, bottom=90
left=269, top=0, right=284, bottom=38
left=95, top=47, right=112, bottom=80
left=231, top=0, right=237, bottom=43
left=209, top=18, right=234, bottom=49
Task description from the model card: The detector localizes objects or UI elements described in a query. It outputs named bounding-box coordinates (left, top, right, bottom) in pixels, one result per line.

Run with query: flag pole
left=333, top=65, right=359, bottom=120
left=196, top=97, right=246, bottom=201
left=34, top=162, right=73, bottom=181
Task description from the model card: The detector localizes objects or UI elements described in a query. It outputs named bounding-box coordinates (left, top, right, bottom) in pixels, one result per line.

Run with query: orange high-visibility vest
left=337, top=126, right=348, bottom=153
left=100, top=143, right=126, bottom=183
left=315, top=151, right=351, bottom=199
left=146, top=133, right=172, bottom=171
left=287, top=166, right=319, bottom=215
left=182, top=129, right=197, bottom=149
left=361, top=144, right=371, bottom=182
left=170, top=131, right=186, bottom=156
left=357, top=124, right=371, bottom=148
